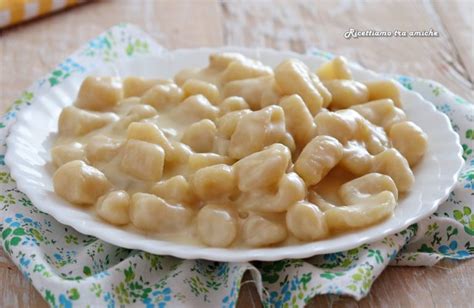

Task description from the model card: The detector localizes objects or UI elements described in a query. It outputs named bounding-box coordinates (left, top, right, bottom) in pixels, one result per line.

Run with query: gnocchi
left=130, top=193, right=193, bottom=232
left=223, top=76, right=279, bottom=109
left=51, top=142, right=85, bottom=167
left=389, top=121, right=428, bottom=166
left=151, top=175, right=197, bottom=206
left=58, top=106, right=118, bottom=136
left=120, top=140, right=165, bottom=181
left=53, top=160, right=111, bottom=205
left=239, top=172, right=306, bottom=212
left=85, top=135, right=123, bottom=164
left=182, top=79, right=221, bottom=105
left=295, top=136, right=343, bottom=186
left=141, top=83, right=184, bottom=111
left=181, top=119, right=217, bottom=153
left=96, top=190, right=130, bottom=225
left=240, top=215, right=287, bottom=247
left=75, top=76, right=123, bottom=111
left=123, top=77, right=172, bottom=98
left=316, top=56, right=353, bottom=80
left=322, top=80, right=369, bottom=109
left=197, top=204, right=237, bottom=247
left=228, top=105, right=287, bottom=159
left=279, top=94, right=316, bottom=147
left=364, top=80, right=402, bottom=107
left=191, top=164, right=236, bottom=200
left=274, top=59, right=331, bottom=115
left=351, top=99, right=406, bottom=131
left=286, top=201, right=329, bottom=241
left=218, top=96, right=250, bottom=115
left=52, top=52, right=427, bottom=248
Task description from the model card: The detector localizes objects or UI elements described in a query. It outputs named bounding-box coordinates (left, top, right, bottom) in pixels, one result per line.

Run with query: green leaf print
left=1, top=227, right=12, bottom=239
left=23, top=91, right=33, bottom=101
left=68, top=288, right=80, bottom=300
left=52, top=70, right=63, bottom=77
left=83, top=266, right=92, bottom=276
left=126, top=43, right=134, bottom=56
left=65, top=234, right=79, bottom=244
left=13, top=228, right=26, bottom=236
left=90, top=283, right=103, bottom=298
left=454, top=210, right=463, bottom=220
left=33, top=264, right=45, bottom=273
left=347, top=284, right=357, bottom=292
left=300, top=272, right=312, bottom=286
left=206, top=280, right=221, bottom=290
left=462, top=144, right=473, bottom=160
left=30, top=229, right=43, bottom=241
left=19, top=197, right=33, bottom=207
left=143, top=253, right=163, bottom=270
left=125, top=39, right=149, bottom=56
left=367, top=249, right=384, bottom=264
left=432, top=86, right=443, bottom=96
left=260, top=260, right=289, bottom=283
left=319, top=271, right=344, bottom=280
left=10, top=236, right=21, bottom=246
left=452, top=206, right=474, bottom=234
left=418, top=243, right=435, bottom=253
left=465, top=226, right=474, bottom=236
left=124, top=266, right=135, bottom=282
left=9, top=91, right=34, bottom=110
left=466, top=129, right=474, bottom=140
left=0, top=192, right=16, bottom=206
left=446, top=226, right=458, bottom=241
left=44, top=290, right=56, bottom=307
left=350, top=266, right=373, bottom=293
left=188, top=276, right=209, bottom=297
left=49, top=77, right=59, bottom=87
left=425, top=222, right=439, bottom=236
left=0, top=173, right=14, bottom=184
left=115, top=282, right=130, bottom=304
left=348, top=248, right=359, bottom=255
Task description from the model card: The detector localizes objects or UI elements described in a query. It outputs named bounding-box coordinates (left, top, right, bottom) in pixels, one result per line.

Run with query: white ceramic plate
left=5, top=47, right=464, bottom=262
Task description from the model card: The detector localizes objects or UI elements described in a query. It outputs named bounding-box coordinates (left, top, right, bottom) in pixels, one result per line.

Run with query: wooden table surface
left=0, top=0, right=473, bottom=307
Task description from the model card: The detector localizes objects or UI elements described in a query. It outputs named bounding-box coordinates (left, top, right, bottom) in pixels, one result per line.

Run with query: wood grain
left=433, top=0, right=474, bottom=86
left=0, top=0, right=472, bottom=307
left=309, top=259, right=474, bottom=308
left=0, top=249, right=48, bottom=308
left=221, top=0, right=473, bottom=101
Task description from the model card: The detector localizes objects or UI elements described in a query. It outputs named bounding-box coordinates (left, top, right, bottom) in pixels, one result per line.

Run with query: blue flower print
left=397, top=76, right=413, bottom=90
left=438, top=240, right=470, bottom=258
left=58, top=294, right=73, bottom=308
left=221, top=279, right=238, bottom=308
left=323, top=252, right=344, bottom=262
left=436, top=103, right=452, bottom=116
left=103, top=291, right=115, bottom=308
left=150, top=287, right=172, bottom=308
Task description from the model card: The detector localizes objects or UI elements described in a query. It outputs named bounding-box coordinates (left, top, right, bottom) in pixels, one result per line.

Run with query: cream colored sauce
left=313, top=167, right=356, bottom=205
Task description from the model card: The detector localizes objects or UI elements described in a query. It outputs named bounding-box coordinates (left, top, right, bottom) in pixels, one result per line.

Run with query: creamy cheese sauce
left=51, top=53, right=426, bottom=248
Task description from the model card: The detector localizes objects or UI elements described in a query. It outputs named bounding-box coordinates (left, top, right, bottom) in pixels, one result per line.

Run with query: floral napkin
left=1, top=24, right=472, bottom=307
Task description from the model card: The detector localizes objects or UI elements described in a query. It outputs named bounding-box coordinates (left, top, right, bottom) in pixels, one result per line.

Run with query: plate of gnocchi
left=5, top=47, right=464, bottom=261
